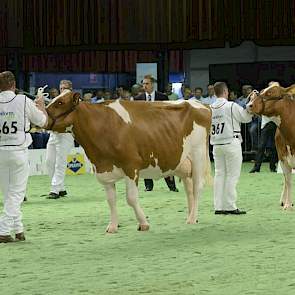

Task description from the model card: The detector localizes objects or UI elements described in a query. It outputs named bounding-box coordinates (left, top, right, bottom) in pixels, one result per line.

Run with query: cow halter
left=47, top=105, right=77, bottom=130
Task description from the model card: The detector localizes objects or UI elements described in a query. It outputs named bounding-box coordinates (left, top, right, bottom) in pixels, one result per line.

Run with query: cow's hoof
left=137, top=224, right=150, bottom=231
left=281, top=202, right=284, bottom=207
left=106, top=224, right=118, bottom=233
left=186, top=219, right=198, bottom=224
left=283, top=204, right=293, bottom=210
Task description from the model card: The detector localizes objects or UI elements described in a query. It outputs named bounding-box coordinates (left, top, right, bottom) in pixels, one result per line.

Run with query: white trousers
left=46, top=133, right=74, bottom=194
left=213, top=139, right=243, bottom=211
left=0, top=149, right=28, bottom=235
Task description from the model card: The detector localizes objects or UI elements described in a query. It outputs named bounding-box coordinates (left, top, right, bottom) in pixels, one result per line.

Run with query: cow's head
left=246, top=83, right=295, bottom=116
left=46, top=90, right=80, bottom=132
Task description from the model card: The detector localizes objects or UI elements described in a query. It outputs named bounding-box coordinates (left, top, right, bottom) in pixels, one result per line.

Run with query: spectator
left=165, top=83, right=179, bottom=100
left=182, top=86, right=192, bottom=100
left=49, top=88, right=59, bottom=99
left=130, top=84, right=143, bottom=100
left=228, top=90, right=238, bottom=102
left=249, top=115, right=278, bottom=173
left=116, top=85, right=125, bottom=99
left=248, top=115, right=261, bottom=152
left=201, top=84, right=217, bottom=105
left=83, top=92, right=93, bottom=103
left=103, top=89, right=112, bottom=100
left=121, top=90, right=132, bottom=100
left=91, top=89, right=104, bottom=104
left=193, top=87, right=204, bottom=101
left=135, top=74, right=178, bottom=192
left=236, top=85, right=253, bottom=108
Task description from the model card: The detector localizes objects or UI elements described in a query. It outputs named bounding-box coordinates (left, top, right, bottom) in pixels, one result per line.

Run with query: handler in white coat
left=46, top=80, right=74, bottom=199
left=210, top=82, right=253, bottom=215
left=0, top=71, right=47, bottom=242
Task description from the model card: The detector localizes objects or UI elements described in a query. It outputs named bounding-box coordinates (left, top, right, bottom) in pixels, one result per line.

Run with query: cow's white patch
left=107, top=100, right=132, bottom=124
left=272, top=115, right=281, bottom=127
left=150, top=152, right=154, bottom=158
left=96, top=165, right=125, bottom=184
left=65, top=124, right=74, bottom=133
left=133, top=169, right=138, bottom=182
left=179, top=122, right=207, bottom=164
left=46, top=89, right=71, bottom=107
left=260, top=82, right=280, bottom=95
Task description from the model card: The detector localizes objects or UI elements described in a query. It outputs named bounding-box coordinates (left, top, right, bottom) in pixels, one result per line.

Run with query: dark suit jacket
left=134, top=91, right=168, bottom=101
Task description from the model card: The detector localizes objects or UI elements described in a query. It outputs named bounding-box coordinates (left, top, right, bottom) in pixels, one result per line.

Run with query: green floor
left=1, top=163, right=295, bottom=295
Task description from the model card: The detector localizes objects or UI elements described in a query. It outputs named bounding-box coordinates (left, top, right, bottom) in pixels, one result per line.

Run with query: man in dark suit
left=134, top=74, right=178, bottom=192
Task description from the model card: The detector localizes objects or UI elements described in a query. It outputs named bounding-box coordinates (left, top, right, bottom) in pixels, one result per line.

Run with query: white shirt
left=261, top=115, right=277, bottom=129
left=0, top=91, right=47, bottom=150
left=201, top=95, right=217, bottom=105
left=210, top=97, right=252, bottom=145
left=145, top=91, right=155, bottom=102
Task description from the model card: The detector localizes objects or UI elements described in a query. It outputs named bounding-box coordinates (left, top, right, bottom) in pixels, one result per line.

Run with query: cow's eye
left=58, top=101, right=63, bottom=105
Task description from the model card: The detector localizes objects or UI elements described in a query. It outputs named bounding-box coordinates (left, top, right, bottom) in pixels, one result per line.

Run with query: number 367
left=211, top=123, right=225, bottom=135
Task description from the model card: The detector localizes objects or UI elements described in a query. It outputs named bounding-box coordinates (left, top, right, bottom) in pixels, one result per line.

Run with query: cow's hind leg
left=104, top=183, right=119, bottom=233
left=280, top=161, right=293, bottom=209
left=189, top=146, right=209, bottom=224
left=125, top=178, right=149, bottom=231
left=175, top=158, right=195, bottom=223
left=182, top=176, right=195, bottom=224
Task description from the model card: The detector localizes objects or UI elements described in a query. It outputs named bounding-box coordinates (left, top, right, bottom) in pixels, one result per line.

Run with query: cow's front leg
left=104, top=183, right=119, bottom=233
left=125, top=178, right=149, bottom=231
left=280, top=162, right=293, bottom=209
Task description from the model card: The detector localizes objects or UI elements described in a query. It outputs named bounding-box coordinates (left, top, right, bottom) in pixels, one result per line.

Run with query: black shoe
left=59, top=190, right=68, bottom=197
left=170, top=188, right=179, bottom=192
left=46, top=192, right=60, bottom=199
left=15, top=232, right=26, bottom=241
left=249, top=167, right=260, bottom=173
left=215, top=210, right=226, bottom=215
left=225, top=209, right=246, bottom=215
left=144, top=188, right=153, bottom=192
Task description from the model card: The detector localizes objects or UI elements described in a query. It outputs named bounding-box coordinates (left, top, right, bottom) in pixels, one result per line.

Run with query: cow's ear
left=286, top=84, right=295, bottom=95
left=73, top=93, right=80, bottom=105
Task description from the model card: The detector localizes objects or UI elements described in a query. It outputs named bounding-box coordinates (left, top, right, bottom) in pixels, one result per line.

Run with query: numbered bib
left=0, top=95, right=26, bottom=146
left=210, top=102, right=235, bottom=145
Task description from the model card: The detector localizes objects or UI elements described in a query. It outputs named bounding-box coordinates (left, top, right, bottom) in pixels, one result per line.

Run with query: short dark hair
left=142, top=74, right=157, bottom=84
left=194, top=87, right=203, bottom=92
left=214, top=82, right=228, bottom=97
left=0, top=71, right=16, bottom=91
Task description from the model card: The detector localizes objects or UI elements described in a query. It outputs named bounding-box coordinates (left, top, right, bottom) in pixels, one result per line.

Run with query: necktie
left=148, top=94, right=151, bottom=101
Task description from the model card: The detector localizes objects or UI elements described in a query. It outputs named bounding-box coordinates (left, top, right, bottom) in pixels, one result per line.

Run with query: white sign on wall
left=136, top=63, right=158, bottom=91
left=28, top=147, right=93, bottom=176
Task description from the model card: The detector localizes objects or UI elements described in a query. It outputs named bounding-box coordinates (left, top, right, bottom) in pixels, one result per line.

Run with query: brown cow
left=247, top=82, right=295, bottom=209
left=46, top=91, right=212, bottom=232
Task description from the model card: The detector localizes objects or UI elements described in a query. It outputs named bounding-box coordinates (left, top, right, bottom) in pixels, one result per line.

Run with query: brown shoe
left=15, top=232, right=26, bottom=241
left=0, top=235, right=15, bottom=243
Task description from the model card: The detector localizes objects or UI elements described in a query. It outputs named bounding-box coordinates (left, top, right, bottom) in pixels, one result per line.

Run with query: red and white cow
left=46, top=91, right=212, bottom=232
left=247, top=82, right=295, bottom=209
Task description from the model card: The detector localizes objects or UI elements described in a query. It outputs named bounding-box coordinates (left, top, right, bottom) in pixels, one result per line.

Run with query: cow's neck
left=265, top=99, right=295, bottom=146
left=71, top=104, right=119, bottom=172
